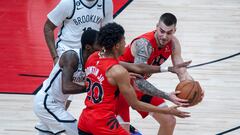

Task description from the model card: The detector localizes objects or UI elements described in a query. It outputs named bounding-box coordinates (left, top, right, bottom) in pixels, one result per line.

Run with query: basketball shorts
left=78, top=109, right=130, bottom=135
left=116, top=80, right=166, bottom=123
left=33, top=90, right=78, bottom=135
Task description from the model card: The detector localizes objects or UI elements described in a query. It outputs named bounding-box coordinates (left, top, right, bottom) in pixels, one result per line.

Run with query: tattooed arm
left=131, top=38, right=152, bottom=64
left=135, top=78, right=171, bottom=101
left=131, top=38, right=170, bottom=99
left=131, top=38, right=188, bottom=106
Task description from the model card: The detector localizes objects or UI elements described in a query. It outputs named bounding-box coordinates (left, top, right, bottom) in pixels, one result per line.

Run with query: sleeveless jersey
left=39, top=49, right=85, bottom=102
left=120, top=30, right=172, bottom=65
left=48, top=0, right=107, bottom=50
left=84, top=51, right=119, bottom=112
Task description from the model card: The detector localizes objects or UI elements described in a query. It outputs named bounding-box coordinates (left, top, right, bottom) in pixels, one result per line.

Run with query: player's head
left=156, top=13, right=177, bottom=47
left=81, top=29, right=100, bottom=54
left=97, top=22, right=125, bottom=57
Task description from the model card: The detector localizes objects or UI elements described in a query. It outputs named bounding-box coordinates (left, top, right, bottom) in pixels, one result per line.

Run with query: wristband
left=160, top=66, right=169, bottom=72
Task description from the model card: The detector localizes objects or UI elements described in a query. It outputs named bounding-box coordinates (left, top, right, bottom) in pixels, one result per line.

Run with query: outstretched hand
left=169, top=91, right=190, bottom=107
left=168, top=60, right=192, bottom=73
left=129, top=72, right=143, bottom=79
left=168, top=105, right=191, bottom=118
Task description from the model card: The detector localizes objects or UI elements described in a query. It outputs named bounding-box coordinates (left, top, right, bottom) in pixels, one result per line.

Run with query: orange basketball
left=175, top=80, right=203, bottom=107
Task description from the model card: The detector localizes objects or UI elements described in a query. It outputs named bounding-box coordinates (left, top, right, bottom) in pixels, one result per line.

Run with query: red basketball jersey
left=119, top=30, right=172, bottom=66
left=84, top=51, right=119, bottom=112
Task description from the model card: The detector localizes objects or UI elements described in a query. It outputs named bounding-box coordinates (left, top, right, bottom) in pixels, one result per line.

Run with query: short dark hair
left=81, top=29, right=99, bottom=50
left=159, top=13, right=177, bottom=26
left=97, top=22, right=125, bottom=50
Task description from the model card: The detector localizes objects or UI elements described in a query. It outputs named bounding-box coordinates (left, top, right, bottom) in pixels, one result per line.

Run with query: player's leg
left=35, top=121, right=55, bottom=135
left=137, top=92, right=176, bottom=135
left=151, top=110, right=176, bottom=135
left=61, top=121, right=78, bottom=135
left=34, top=91, right=78, bottom=135
left=33, top=91, right=64, bottom=135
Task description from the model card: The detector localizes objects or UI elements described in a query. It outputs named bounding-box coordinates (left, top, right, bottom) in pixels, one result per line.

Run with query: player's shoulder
left=58, top=0, right=74, bottom=8
left=109, top=64, right=128, bottom=77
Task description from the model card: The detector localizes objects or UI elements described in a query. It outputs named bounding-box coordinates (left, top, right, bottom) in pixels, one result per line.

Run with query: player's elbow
left=130, top=103, right=138, bottom=110
left=44, top=23, right=52, bottom=34
left=62, top=86, right=70, bottom=94
left=62, top=83, right=73, bottom=94
left=129, top=101, right=141, bottom=110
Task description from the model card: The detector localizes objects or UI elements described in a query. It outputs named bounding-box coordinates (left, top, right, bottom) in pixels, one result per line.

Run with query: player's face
left=86, top=42, right=101, bottom=55
left=117, top=36, right=126, bottom=56
left=92, top=43, right=102, bottom=52
left=156, top=21, right=176, bottom=47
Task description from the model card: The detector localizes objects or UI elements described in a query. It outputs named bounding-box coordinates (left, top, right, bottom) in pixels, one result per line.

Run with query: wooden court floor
left=0, top=0, right=240, bottom=135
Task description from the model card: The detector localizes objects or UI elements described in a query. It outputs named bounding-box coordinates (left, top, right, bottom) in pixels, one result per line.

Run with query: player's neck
left=100, top=50, right=118, bottom=59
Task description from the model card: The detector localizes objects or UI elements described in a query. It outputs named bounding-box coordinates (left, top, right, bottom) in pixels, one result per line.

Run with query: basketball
left=175, top=80, right=203, bottom=107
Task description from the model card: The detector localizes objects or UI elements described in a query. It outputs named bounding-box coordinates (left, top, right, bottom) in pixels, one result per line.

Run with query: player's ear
left=85, top=44, right=91, bottom=50
left=115, top=43, right=121, bottom=49
left=173, top=27, right=177, bottom=33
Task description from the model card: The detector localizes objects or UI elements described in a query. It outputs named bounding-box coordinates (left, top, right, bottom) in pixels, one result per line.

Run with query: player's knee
left=165, top=115, right=176, bottom=127
left=153, top=113, right=176, bottom=127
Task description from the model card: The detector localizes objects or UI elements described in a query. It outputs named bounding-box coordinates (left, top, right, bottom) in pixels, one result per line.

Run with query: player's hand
left=129, top=72, right=143, bottom=79
left=168, top=60, right=192, bottom=74
left=169, top=91, right=190, bottom=107
left=167, top=105, right=191, bottom=118
left=198, top=89, right=205, bottom=103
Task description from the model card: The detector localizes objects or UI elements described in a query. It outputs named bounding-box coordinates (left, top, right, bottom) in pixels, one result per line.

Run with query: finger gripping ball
left=175, top=80, right=203, bottom=106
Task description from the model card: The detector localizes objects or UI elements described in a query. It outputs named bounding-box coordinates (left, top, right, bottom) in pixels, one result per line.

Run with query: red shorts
left=116, top=80, right=165, bottom=122
left=78, top=108, right=130, bottom=135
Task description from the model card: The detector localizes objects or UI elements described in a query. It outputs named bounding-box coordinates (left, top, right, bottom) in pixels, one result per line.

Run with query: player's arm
left=131, top=38, right=189, bottom=106
left=130, top=38, right=191, bottom=73
left=102, top=0, right=113, bottom=26
left=44, top=0, right=73, bottom=64
left=119, top=61, right=191, bottom=75
left=110, top=65, right=190, bottom=118
left=60, top=50, right=86, bottom=94
left=172, top=37, right=204, bottom=101
left=171, top=36, right=193, bottom=81
left=44, top=19, right=58, bottom=64
left=134, top=78, right=189, bottom=106
left=131, top=39, right=172, bottom=97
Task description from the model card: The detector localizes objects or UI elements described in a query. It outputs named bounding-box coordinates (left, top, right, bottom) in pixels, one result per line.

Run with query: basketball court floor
left=0, top=0, right=240, bottom=134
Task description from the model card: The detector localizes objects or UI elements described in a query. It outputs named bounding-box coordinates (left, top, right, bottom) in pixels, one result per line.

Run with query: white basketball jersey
left=39, top=49, right=85, bottom=102
left=48, top=0, right=105, bottom=50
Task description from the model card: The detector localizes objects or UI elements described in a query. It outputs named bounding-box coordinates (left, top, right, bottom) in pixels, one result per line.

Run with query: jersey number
left=86, top=78, right=103, bottom=104
left=151, top=55, right=167, bottom=65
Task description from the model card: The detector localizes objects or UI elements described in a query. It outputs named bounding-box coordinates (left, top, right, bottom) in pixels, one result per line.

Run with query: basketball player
left=116, top=13, right=204, bottom=135
left=35, top=27, right=189, bottom=135
left=44, top=0, right=113, bottom=64
left=78, top=22, right=190, bottom=135
left=44, top=0, right=113, bottom=110
left=33, top=29, right=100, bottom=135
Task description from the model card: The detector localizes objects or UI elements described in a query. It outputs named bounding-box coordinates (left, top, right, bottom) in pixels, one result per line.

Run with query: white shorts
left=33, top=91, right=78, bottom=135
